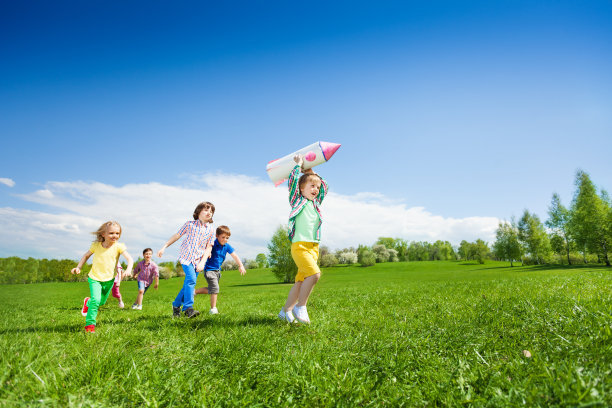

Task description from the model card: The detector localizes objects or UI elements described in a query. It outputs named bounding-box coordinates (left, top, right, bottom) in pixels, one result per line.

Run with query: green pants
left=86, top=277, right=114, bottom=326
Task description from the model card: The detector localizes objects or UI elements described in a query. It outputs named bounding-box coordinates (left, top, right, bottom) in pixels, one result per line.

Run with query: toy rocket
left=266, top=141, right=341, bottom=186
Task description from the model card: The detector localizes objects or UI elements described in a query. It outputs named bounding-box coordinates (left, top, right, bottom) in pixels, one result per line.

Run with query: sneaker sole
left=81, top=297, right=89, bottom=317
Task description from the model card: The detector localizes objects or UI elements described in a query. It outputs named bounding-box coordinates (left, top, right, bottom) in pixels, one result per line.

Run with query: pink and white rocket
left=266, top=141, right=341, bottom=186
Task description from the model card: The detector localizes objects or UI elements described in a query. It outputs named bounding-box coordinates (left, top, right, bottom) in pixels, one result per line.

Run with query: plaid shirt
left=134, top=260, right=159, bottom=286
left=176, top=220, right=214, bottom=265
left=287, top=165, right=328, bottom=242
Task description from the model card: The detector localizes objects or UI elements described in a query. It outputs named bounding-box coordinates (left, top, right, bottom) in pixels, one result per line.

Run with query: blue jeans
left=172, top=263, right=198, bottom=311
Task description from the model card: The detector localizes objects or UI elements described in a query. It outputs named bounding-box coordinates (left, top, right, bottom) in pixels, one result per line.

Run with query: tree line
left=493, top=170, right=611, bottom=266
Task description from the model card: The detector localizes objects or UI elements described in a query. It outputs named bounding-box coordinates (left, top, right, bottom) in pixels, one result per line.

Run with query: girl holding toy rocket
left=278, top=154, right=329, bottom=324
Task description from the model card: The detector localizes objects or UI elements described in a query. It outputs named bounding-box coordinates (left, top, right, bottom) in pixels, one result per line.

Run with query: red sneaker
left=81, top=297, right=90, bottom=317
left=84, top=325, right=96, bottom=333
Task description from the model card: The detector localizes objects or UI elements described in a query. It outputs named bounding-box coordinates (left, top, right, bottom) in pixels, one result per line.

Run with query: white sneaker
left=118, top=301, right=125, bottom=309
left=209, top=307, right=219, bottom=315
left=137, top=304, right=142, bottom=310
left=293, top=305, right=310, bottom=324
left=278, top=308, right=295, bottom=323
left=131, top=304, right=138, bottom=310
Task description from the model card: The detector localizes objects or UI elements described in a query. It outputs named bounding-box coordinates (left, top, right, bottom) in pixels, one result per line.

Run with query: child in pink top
left=130, top=248, right=159, bottom=310
left=111, top=263, right=125, bottom=308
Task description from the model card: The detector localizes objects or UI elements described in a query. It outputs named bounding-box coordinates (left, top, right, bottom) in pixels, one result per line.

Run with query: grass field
left=0, top=261, right=610, bottom=407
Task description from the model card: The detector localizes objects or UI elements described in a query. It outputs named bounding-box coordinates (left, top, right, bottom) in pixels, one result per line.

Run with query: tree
left=255, top=253, right=268, bottom=268
left=358, top=249, right=376, bottom=267
left=493, top=222, right=523, bottom=266
left=517, top=210, right=551, bottom=265
left=267, top=225, right=297, bottom=282
left=569, top=170, right=610, bottom=266
left=473, top=239, right=490, bottom=264
left=546, top=193, right=573, bottom=265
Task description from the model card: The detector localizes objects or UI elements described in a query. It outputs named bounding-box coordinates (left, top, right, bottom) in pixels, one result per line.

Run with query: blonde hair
left=92, top=221, right=122, bottom=242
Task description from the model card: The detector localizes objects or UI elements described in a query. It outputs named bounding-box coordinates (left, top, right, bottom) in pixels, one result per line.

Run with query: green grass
left=0, top=261, right=610, bottom=407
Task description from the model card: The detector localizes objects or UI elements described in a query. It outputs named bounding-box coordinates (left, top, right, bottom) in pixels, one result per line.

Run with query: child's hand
left=196, top=263, right=204, bottom=272
left=293, top=154, right=304, bottom=167
left=157, top=248, right=165, bottom=258
left=239, top=266, right=246, bottom=276
left=71, top=267, right=81, bottom=275
left=154, top=283, right=159, bottom=290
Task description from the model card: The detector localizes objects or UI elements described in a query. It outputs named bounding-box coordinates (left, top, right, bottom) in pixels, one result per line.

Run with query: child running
left=111, top=263, right=125, bottom=308
left=158, top=202, right=215, bottom=318
left=71, top=221, right=134, bottom=332
left=278, top=154, right=328, bottom=324
left=131, top=248, right=159, bottom=310
left=195, top=225, right=246, bottom=314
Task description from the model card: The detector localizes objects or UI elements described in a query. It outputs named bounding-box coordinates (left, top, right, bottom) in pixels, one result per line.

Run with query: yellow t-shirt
left=88, top=241, right=126, bottom=282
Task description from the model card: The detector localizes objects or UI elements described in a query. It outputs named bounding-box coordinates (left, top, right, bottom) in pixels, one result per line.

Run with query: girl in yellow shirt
left=72, top=221, right=133, bottom=332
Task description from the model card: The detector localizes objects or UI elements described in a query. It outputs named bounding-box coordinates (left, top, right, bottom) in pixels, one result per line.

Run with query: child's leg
left=195, top=287, right=209, bottom=295
left=136, top=290, right=144, bottom=305
left=99, top=279, right=114, bottom=307
left=283, top=281, right=302, bottom=311
left=111, top=282, right=122, bottom=301
left=173, top=264, right=193, bottom=309
left=210, top=293, right=218, bottom=309
left=174, top=264, right=198, bottom=311
left=85, top=278, right=103, bottom=326
left=297, top=273, right=320, bottom=306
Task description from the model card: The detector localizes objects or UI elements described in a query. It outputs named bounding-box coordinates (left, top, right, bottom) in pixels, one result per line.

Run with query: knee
left=138, top=290, right=145, bottom=295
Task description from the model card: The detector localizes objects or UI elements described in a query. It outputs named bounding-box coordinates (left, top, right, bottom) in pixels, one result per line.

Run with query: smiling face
left=143, top=250, right=153, bottom=262
left=217, top=233, right=230, bottom=246
left=102, top=224, right=121, bottom=245
left=300, top=176, right=322, bottom=201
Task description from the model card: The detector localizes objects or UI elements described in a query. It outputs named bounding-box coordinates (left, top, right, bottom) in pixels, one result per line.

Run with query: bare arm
left=196, top=243, right=213, bottom=272
left=71, top=251, right=93, bottom=274
left=231, top=252, right=246, bottom=276
left=158, top=233, right=181, bottom=258
left=122, top=250, right=134, bottom=277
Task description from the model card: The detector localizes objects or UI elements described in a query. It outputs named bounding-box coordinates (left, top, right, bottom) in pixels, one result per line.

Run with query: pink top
left=114, top=264, right=123, bottom=284
left=134, top=260, right=159, bottom=286
left=176, top=220, right=214, bottom=265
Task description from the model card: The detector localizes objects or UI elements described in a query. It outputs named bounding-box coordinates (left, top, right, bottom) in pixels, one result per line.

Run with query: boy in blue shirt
left=195, top=225, right=246, bottom=314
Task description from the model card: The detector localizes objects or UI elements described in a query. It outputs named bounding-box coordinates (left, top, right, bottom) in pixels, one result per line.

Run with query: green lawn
left=0, top=261, right=610, bottom=407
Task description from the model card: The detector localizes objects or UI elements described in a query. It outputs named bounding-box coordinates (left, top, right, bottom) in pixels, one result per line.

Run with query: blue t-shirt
left=204, top=239, right=234, bottom=271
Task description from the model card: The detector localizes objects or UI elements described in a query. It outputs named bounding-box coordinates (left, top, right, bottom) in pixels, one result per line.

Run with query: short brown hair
left=193, top=201, right=215, bottom=222
left=216, top=225, right=231, bottom=237
left=92, top=221, right=122, bottom=242
left=143, top=248, right=153, bottom=255
left=298, top=173, right=322, bottom=193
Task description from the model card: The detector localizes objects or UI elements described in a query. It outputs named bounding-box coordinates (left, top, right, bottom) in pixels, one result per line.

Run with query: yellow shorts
left=291, top=241, right=321, bottom=282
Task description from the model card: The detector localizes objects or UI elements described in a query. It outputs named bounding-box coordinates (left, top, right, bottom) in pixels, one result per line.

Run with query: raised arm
left=157, top=233, right=181, bottom=258
left=288, top=155, right=304, bottom=205
left=71, top=250, right=93, bottom=274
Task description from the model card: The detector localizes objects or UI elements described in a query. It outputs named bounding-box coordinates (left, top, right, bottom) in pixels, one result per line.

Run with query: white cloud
left=1, top=173, right=500, bottom=260
left=0, top=178, right=15, bottom=187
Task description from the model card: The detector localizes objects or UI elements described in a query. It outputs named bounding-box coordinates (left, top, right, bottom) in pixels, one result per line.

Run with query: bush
left=158, top=266, right=174, bottom=280
left=388, top=248, right=399, bottom=262
left=245, top=259, right=260, bottom=269
left=337, top=251, right=358, bottom=264
left=359, top=250, right=376, bottom=267
left=320, top=254, right=339, bottom=267
left=267, top=225, right=297, bottom=283
left=221, top=260, right=238, bottom=271
left=372, top=245, right=390, bottom=263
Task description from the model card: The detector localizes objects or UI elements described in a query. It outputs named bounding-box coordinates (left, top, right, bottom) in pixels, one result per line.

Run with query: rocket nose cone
left=320, top=142, right=341, bottom=161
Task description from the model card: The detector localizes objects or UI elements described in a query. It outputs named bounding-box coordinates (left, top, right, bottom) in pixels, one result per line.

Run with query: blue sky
left=1, top=1, right=611, bottom=260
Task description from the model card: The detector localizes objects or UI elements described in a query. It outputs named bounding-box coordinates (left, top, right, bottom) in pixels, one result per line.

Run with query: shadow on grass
left=230, top=282, right=287, bottom=288
left=476, top=263, right=610, bottom=272
left=0, top=313, right=280, bottom=335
